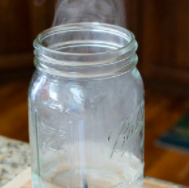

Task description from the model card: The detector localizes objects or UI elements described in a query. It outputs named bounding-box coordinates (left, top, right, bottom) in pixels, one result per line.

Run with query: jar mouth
left=34, top=22, right=137, bottom=66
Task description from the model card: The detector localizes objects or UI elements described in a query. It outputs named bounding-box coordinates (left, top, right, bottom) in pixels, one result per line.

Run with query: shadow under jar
left=28, top=23, right=145, bottom=188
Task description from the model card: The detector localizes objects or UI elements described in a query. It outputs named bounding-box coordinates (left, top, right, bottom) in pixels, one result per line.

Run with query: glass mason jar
left=29, top=23, right=144, bottom=188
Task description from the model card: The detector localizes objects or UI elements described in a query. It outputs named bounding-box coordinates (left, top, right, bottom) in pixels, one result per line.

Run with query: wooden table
left=3, top=168, right=188, bottom=188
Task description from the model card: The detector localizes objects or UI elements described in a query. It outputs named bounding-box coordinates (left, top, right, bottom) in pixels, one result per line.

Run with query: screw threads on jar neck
left=34, top=23, right=138, bottom=78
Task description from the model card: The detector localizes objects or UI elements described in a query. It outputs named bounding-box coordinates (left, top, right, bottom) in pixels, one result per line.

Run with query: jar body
left=29, top=68, right=144, bottom=188
left=29, top=23, right=144, bottom=188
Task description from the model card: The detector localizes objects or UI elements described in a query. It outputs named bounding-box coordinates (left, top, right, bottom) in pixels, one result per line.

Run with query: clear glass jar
left=29, top=23, right=144, bottom=188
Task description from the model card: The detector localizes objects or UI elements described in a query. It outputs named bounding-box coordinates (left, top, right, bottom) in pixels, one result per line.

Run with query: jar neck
left=34, top=23, right=138, bottom=78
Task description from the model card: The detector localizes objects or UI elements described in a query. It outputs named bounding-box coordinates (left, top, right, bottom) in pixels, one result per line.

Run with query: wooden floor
left=0, top=69, right=189, bottom=186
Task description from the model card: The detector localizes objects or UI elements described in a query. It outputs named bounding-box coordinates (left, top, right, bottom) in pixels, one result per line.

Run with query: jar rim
left=34, top=22, right=137, bottom=66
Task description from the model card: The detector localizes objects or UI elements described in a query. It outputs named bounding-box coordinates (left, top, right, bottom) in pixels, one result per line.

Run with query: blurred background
left=0, top=0, right=189, bottom=186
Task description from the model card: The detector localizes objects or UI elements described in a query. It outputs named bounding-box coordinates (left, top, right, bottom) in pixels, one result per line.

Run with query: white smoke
left=35, top=0, right=127, bottom=49
left=34, top=0, right=126, bottom=27
left=53, top=0, right=126, bottom=27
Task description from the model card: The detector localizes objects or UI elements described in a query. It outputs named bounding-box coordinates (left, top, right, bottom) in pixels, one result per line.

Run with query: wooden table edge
left=2, top=167, right=188, bottom=188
